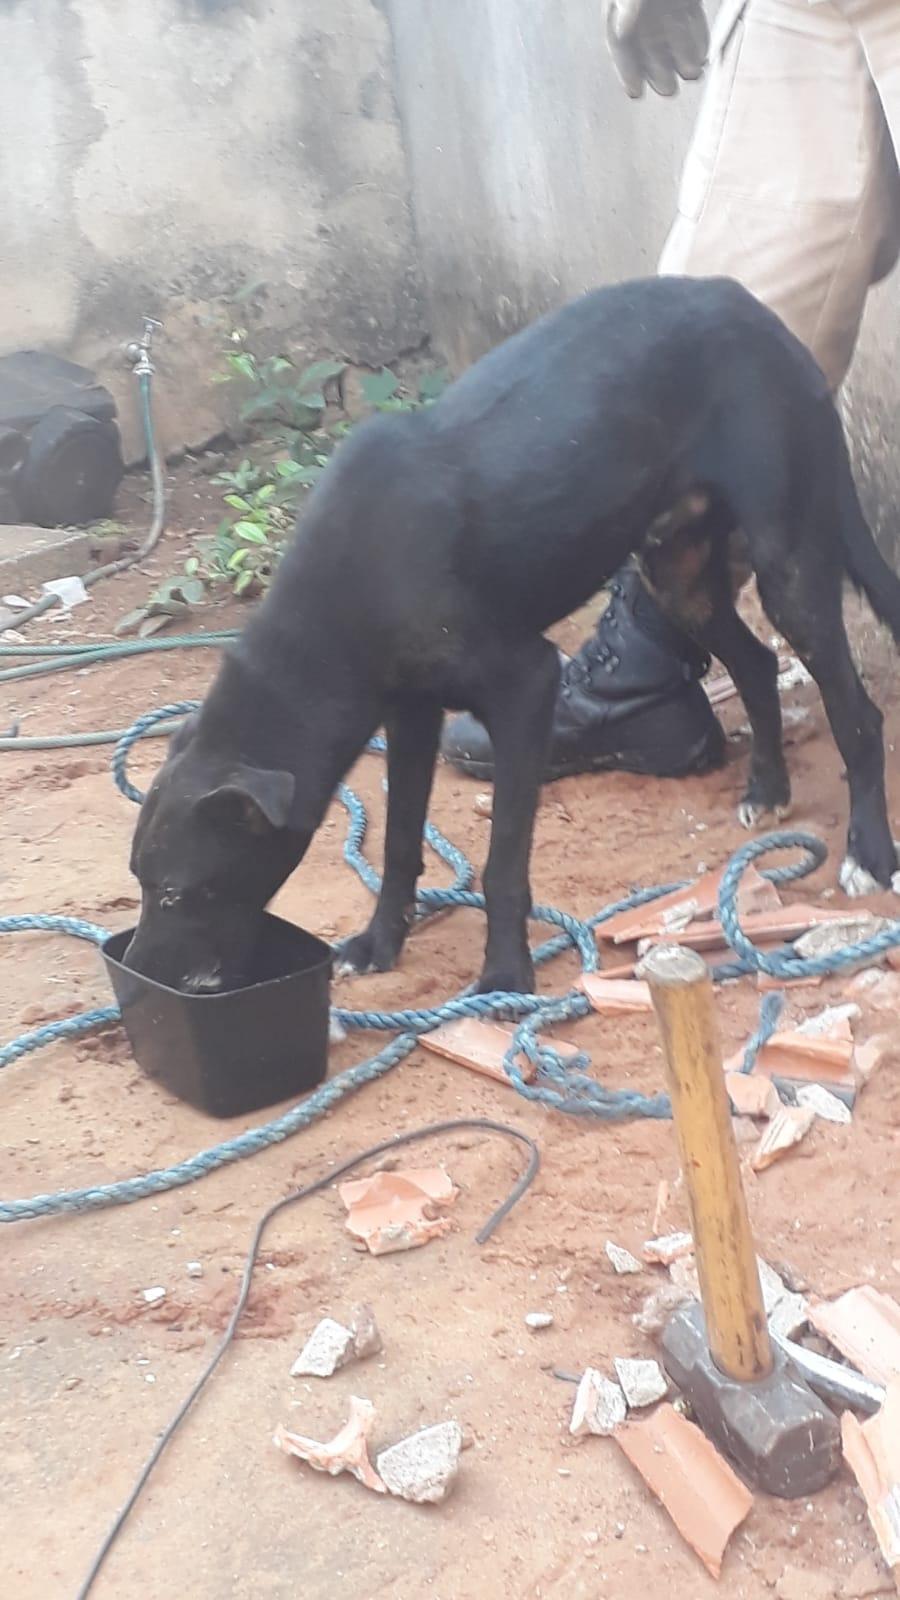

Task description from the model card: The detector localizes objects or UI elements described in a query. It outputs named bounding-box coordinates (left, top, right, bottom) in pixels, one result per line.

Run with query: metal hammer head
left=661, top=1300, right=842, bottom=1498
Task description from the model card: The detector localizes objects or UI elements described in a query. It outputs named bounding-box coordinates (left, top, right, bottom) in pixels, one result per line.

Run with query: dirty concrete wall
left=387, top=0, right=900, bottom=564
left=0, top=0, right=425, bottom=459
left=386, top=0, right=701, bottom=370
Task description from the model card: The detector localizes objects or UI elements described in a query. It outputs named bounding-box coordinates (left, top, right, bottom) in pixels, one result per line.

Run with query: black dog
left=127, top=276, right=900, bottom=997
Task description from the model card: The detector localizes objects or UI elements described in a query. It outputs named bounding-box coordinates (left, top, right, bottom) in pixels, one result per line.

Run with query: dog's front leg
left=337, top=700, right=443, bottom=975
left=476, top=639, right=561, bottom=995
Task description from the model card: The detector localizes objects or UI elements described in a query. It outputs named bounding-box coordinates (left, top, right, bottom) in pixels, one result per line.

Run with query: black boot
left=441, top=565, right=726, bottom=782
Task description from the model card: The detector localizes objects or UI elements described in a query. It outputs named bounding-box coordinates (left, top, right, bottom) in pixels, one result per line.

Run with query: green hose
left=0, top=633, right=240, bottom=749
left=0, top=631, right=237, bottom=685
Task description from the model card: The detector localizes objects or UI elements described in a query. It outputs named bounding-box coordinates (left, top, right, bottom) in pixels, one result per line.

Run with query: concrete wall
left=387, top=0, right=900, bottom=562
left=387, top=0, right=701, bottom=370
left=0, top=0, right=425, bottom=458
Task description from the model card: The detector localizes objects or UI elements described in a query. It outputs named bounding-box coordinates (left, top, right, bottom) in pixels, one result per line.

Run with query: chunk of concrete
left=291, top=1317, right=355, bottom=1378
left=0, top=525, right=92, bottom=591
left=633, top=1281, right=696, bottom=1338
left=570, top=1368, right=627, bottom=1436
left=606, top=1240, right=642, bottom=1275
left=349, top=1303, right=383, bottom=1359
left=376, top=1421, right=463, bottom=1504
left=614, top=1357, right=669, bottom=1409
left=796, top=1083, right=853, bottom=1124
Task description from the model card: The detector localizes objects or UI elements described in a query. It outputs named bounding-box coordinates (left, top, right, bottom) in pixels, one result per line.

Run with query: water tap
left=125, top=317, right=164, bottom=376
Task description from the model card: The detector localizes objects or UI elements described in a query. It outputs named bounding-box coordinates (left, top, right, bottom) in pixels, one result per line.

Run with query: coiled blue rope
left=3, top=704, right=899, bottom=1222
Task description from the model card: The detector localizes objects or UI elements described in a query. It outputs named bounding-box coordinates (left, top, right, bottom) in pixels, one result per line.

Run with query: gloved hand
left=605, top=0, right=709, bottom=98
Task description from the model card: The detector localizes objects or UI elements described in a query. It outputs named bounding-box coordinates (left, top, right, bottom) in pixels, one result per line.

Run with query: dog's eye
left=159, top=889, right=181, bottom=911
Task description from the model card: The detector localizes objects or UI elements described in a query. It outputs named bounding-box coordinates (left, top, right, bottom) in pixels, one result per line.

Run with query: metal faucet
left=125, top=317, right=163, bottom=376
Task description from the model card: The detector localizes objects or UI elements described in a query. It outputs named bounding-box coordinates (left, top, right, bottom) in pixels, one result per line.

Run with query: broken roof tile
left=841, top=1379, right=900, bottom=1592
left=726, top=1072, right=781, bottom=1119
left=418, top=1017, right=552, bottom=1084
left=750, top=1106, right=816, bottom=1173
left=577, top=975, right=654, bottom=1015
left=809, top=1288, right=900, bottom=1389
left=274, top=1396, right=386, bottom=1493
left=725, top=1028, right=856, bottom=1091
left=616, top=1403, right=753, bottom=1579
left=339, top=1167, right=457, bottom=1256
left=598, top=865, right=781, bottom=945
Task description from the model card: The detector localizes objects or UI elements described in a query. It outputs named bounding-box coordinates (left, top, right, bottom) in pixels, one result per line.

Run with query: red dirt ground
left=1, top=469, right=899, bottom=1599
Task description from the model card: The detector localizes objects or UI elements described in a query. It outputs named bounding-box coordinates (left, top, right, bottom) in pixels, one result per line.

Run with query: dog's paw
left=476, top=962, right=536, bottom=997
left=335, top=928, right=400, bottom=979
left=328, top=1013, right=348, bottom=1044
left=737, top=798, right=792, bottom=831
left=839, top=856, right=884, bottom=898
left=840, top=839, right=900, bottom=898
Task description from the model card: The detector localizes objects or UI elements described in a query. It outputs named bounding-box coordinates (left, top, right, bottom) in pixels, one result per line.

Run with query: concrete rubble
left=375, top=1421, right=463, bottom=1504
left=614, top=1357, right=669, bottom=1409
left=606, top=1240, right=643, bottom=1274
left=795, top=915, right=893, bottom=968
left=291, top=1304, right=383, bottom=1377
left=569, top=1368, right=627, bottom=1437
left=796, top=1083, right=853, bottom=1124
left=633, top=1281, right=695, bottom=1338
left=642, top=1231, right=693, bottom=1266
left=291, top=1317, right=355, bottom=1378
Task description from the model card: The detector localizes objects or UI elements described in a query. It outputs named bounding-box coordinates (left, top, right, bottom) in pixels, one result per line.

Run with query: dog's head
left=125, top=720, right=309, bottom=994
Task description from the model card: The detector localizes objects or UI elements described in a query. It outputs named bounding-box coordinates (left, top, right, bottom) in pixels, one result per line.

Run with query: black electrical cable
left=75, top=1117, right=540, bottom=1599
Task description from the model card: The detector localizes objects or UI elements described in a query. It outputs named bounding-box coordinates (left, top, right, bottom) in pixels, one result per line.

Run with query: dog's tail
left=836, top=443, right=900, bottom=644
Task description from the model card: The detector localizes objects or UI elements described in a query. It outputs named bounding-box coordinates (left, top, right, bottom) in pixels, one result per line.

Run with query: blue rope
left=717, top=830, right=900, bottom=976
left=738, top=990, right=784, bottom=1077
left=3, top=705, right=897, bottom=1222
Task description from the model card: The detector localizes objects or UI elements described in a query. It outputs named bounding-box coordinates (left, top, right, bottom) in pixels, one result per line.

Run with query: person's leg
left=659, top=0, right=900, bottom=388
left=442, top=0, right=900, bottom=782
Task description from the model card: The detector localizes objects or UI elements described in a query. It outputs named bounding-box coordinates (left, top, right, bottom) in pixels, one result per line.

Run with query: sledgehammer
left=639, top=944, right=841, bottom=1497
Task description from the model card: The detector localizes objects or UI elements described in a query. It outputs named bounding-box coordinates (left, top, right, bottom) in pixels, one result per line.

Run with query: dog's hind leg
left=337, top=700, right=443, bottom=974
left=475, top=636, right=561, bottom=995
left=692, top=542, right=789, bottom=827
left=641, top=513, right=788, bottom=827
left=756, top=556, right=897, bottom=893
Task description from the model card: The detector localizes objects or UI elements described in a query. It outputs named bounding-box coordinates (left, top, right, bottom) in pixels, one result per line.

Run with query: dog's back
left=268, top=276, right=831, bottom=640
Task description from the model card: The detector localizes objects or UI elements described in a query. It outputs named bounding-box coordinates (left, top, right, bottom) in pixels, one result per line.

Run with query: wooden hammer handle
left=640, top=944, right=773, bottom=1383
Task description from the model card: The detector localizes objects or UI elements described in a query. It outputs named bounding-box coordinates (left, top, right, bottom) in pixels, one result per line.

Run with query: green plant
left=359, top=366, right=450, bottom=410
left=220, top=331, right=346, bottom=432
left=183, top=340, right=450, bottom=601
left=209, top=457, right=269, bottom=495
left=196, top=481, right=293, bottom=598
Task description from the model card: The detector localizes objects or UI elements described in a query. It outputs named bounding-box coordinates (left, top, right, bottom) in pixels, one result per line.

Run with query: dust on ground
left=1, top=461, right=898, bottom=1600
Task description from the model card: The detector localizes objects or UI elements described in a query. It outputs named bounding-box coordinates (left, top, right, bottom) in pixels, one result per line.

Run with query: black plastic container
left=102, top=914, right=332, bottom=1118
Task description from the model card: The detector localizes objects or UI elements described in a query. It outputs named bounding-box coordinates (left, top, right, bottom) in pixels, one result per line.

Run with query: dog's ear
left=198, top=765, right=295, bottom=834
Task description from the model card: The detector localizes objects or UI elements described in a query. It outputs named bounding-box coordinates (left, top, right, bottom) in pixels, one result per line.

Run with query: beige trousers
left=659, top=0, right=900, bottom=388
